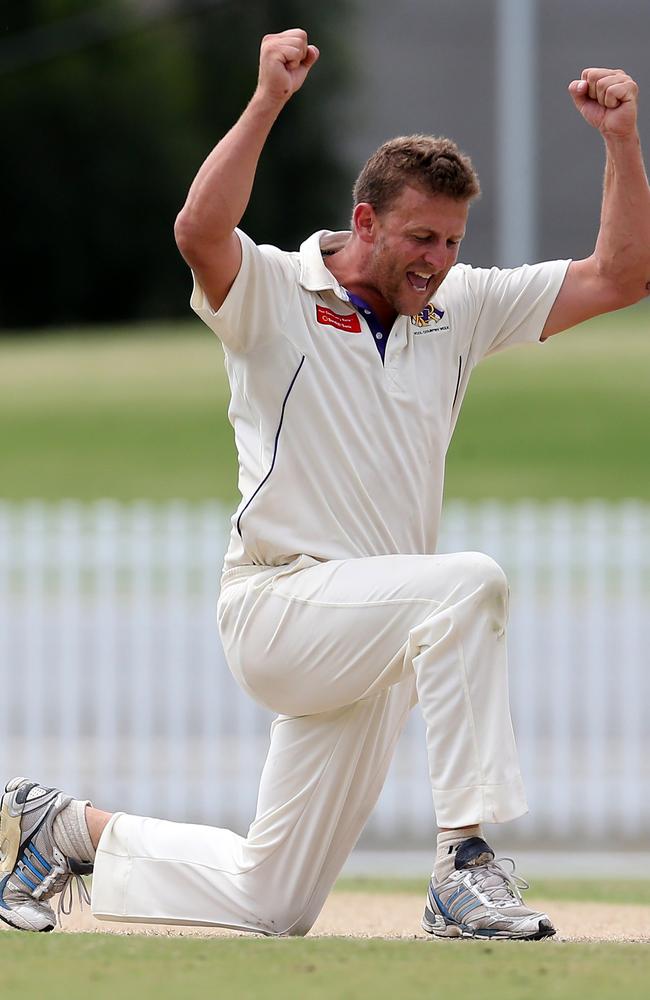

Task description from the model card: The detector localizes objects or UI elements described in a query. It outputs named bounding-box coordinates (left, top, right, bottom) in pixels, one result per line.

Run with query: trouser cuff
left=433, top=775, right=528, bottom=828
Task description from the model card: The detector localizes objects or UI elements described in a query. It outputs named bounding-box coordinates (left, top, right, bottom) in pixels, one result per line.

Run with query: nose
left=422, top=244, right=448, bottom=272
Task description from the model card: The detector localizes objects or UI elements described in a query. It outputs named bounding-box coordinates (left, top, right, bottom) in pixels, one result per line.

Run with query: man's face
left=360, top=186, right=469, bottom=316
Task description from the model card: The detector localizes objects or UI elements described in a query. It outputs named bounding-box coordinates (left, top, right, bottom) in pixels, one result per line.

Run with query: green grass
left=2, top=880, right=648, bottom=999
left=1, top=935, right=648, bottom=1000
left=1, top=305, right=649, bottom=501
left=0, top=322, right=234, bottom=502
left=335, top=877, right=650, bottom=906
left=446, top=304, right=650, bottom=500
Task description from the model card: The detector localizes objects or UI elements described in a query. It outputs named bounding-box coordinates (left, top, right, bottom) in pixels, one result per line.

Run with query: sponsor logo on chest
left=316, top=304, right=362, bottom=334
left=410, top=302, right=451, bottom=334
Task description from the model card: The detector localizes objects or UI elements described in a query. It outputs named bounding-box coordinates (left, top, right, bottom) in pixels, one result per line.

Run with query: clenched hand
left=256, top=29, right=320, bottom=107
left=569, top=68, right=639, bottom=139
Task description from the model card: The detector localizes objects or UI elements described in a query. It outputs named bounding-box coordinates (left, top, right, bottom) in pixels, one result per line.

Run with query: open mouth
left=406, top=271, right=433, bottom=293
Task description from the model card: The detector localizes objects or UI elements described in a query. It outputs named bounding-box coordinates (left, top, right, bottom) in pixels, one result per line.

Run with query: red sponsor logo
left=316, top=305, right=362, bottom=333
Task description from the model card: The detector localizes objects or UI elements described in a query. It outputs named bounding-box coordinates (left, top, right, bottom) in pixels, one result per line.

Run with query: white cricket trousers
left=92, top=551, right=528, bottom=935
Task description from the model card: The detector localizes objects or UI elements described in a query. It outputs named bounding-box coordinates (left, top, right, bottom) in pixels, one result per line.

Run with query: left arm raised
left=542, top=68, right=650, bottom=339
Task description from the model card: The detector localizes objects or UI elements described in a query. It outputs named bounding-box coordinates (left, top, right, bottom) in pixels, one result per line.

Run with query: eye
left=413, top=235, right=430, bottom=243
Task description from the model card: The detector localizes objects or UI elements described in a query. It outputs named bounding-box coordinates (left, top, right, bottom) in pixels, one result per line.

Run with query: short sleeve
left=190, top=229, right=297, bottom=353
left=466, top=259, right=571, bottom=360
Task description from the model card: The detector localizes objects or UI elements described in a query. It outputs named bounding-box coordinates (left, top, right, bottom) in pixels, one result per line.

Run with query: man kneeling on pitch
left=2, top=31, right=648, bottom=938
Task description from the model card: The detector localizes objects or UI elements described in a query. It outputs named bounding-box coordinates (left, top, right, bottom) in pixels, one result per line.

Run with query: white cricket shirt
left=191, top=229, right=570, bottom=570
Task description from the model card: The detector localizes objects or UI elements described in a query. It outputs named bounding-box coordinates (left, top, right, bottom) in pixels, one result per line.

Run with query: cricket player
left=2, top=31, right=649, bottom=940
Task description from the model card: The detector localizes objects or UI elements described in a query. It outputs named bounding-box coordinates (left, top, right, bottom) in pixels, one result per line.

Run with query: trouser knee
left=444, top=550, right=509, bottom=625
left=468, top=551, right=507, bottom=596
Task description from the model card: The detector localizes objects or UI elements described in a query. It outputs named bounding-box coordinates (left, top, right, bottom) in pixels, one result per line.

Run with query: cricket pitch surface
left=53, top=893, right=650, bottom=943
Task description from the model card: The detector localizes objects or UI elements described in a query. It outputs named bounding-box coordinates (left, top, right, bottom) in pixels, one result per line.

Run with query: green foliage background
left=1, top=0, right=352, bottom=329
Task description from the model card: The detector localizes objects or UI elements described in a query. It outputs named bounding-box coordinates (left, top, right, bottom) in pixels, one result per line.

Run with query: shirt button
left=375, top=332, right=383, bottom=340
left=364, top=309, right=371, bottom=315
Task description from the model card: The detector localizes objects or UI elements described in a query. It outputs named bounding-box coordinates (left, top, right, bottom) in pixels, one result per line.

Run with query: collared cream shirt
left=191, top=229, right=570, bottom=570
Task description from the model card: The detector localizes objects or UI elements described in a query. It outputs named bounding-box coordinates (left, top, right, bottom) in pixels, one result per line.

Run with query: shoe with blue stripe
left=422, top=837, right=555, bottom=941
left=0, top=777, right=92, bottom=932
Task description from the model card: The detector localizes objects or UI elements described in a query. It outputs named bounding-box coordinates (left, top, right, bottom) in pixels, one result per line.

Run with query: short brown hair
left=352, top=135, right=480, bottom=214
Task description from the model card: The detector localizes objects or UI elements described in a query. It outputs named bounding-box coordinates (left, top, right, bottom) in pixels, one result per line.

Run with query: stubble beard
left=367, top=240, right=412, bottom=316
left=368, top=239, right=445, bottom=316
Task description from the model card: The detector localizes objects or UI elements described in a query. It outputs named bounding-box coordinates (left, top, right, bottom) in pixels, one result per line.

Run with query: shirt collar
left=298, top=230, right=352, bottom=299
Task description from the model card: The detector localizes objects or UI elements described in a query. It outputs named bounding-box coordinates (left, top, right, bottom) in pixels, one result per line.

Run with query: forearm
left=173, top=30, right=316, bottom=311
left=175, top=91, right=284, bottom=247
left=593, top=131, right=650, bottom=300
left=174, top=29, right=317, bottom=277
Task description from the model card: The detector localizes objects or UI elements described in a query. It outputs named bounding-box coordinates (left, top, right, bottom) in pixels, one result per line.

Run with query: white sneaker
left=422, top=836, right=555, bottom=940
left=0, top=777, right=92, bottom=932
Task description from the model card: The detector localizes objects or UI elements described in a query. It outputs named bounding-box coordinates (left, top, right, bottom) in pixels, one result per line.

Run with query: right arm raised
left=174, top=29, right=319, bottom=313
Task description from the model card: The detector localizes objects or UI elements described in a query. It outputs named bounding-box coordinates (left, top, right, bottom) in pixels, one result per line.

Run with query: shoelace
left=466, top=856, right=530, bottom=906
left=57, top=872, right=91, bottom=919
left=32, top=862, right=91, bottom=919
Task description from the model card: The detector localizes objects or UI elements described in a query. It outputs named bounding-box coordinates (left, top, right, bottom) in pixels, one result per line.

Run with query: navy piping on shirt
left=452, top=355, right=463, bottom=409
left=236, top=355, right=306, bottom=539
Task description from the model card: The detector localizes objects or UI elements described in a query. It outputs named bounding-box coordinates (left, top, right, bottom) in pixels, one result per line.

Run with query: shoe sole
left=0, top=909, right=55, bottom=933
left=0, top=787, right=23, bottom=878
left=422, top=911, right=556, bottom=941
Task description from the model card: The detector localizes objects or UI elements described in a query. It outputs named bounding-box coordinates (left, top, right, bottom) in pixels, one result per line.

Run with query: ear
left=352, top=203, right=377, bottom=244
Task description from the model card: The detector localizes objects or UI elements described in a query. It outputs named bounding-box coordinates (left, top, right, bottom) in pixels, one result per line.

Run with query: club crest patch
left=410, top=302, right=450, bottom=334
left=316, top=305, right=362, bottom=334
left=411, top=303, right=445, bottom=326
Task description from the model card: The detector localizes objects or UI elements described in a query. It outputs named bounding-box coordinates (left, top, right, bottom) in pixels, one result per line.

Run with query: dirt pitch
left=56, top=894, right=650, bottom=943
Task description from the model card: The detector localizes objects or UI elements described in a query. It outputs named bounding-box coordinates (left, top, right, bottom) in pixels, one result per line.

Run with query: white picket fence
left=0, top=500, right=648, bottom=847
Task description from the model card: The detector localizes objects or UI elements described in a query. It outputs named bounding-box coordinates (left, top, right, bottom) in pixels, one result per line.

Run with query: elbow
left=602, top=283, right=648, bottom=312
left=624, top=279, right=650, bottom=307
left=174, top=211, right=210, bottom=271
left=593, top=255, right=650, bottom=309
left=174, top=210, right=198, bottom=263
left=609, top=277, right=650, bottom=309
left=174, top=209, right=233, bottom=271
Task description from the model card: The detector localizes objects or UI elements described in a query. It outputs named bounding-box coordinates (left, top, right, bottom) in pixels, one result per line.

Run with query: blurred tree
left=182, top=0, right=353, bottom=248
left=0, top=0, right=352, bottom=330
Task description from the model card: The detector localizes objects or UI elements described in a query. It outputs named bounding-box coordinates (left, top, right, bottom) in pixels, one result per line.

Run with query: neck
left=324, top=240, right=397, bottom=328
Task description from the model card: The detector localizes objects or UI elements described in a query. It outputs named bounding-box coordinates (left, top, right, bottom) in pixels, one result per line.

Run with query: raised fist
left=256, top=29, right=319, bottom=106
left=569, top=68, right=639, bottom=139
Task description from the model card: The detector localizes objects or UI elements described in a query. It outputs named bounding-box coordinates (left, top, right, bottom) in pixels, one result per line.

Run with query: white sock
left=433, top=825, right=483, bottom=881
left=52, top=799, right=96, bottom=864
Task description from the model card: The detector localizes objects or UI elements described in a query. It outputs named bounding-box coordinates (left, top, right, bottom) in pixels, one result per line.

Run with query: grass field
left=1, top=304, right=648, bottom=502
left=3, top=936, right=649, bottom=1000
left=2, top=879, right=649, bottom=1000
